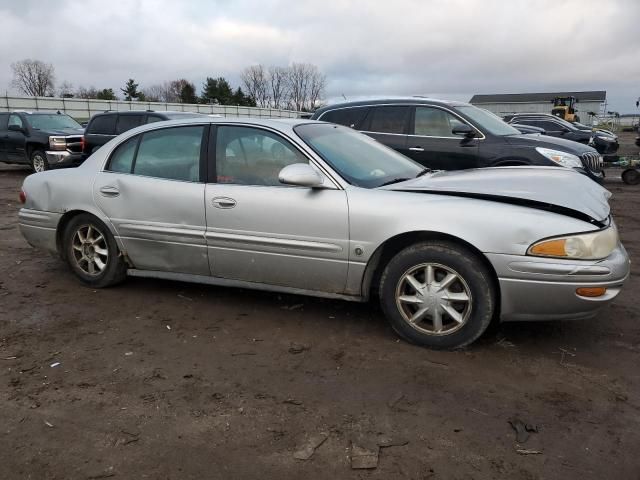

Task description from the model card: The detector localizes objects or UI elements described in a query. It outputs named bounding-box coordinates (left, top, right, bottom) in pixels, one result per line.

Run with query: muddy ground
left=1, top=144, right=639, bottom=479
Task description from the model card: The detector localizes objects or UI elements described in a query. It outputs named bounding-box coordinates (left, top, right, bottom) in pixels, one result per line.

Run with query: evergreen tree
left=96, top=88, right=117, bottom=100
left=179, top=81, right=198, bottom=104
left=121, top=79, right=140, bottom=101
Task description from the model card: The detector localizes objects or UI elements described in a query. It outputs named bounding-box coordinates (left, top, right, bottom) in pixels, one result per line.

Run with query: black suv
left=503, top=113, right=619, bottom=155
left=0, top=111, right=84, bottom=172
left=83, top=110, right=204, bottom=155
left=311, top=99, right=603, bottom=182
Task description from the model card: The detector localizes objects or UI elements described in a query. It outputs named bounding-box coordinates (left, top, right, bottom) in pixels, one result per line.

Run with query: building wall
left=473, top=101, right=604, bottom=123
left=0, top=95, right=300, bottom=121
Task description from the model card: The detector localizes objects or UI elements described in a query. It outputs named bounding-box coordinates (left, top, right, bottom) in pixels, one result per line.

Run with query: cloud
left=0, top=0, right=637, bottom=111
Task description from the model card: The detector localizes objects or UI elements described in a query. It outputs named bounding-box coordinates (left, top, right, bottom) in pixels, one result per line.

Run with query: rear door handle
left=409, top=147, right=425, bottom=152
left=212, top=196, right=236, bottom=209
left=99, top=186, right=120, bottom=197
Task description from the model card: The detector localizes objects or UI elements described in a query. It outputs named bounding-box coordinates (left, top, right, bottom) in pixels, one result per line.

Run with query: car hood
left=41, top=127, right=85, bottom=136
left=504, top=133, right=596, bottom=154
left=380, top=166, right=611, bottom=223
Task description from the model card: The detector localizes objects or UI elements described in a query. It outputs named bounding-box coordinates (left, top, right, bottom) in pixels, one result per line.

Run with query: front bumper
left=488, top=244, right=630, bottom=322
left=45, top=150, right=85, bottom=168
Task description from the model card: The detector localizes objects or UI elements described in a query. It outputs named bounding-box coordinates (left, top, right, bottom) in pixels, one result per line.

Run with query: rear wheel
left=63, top=214, right=127, bottom=288
left=622, top=168, right=640, bottom=185
left=379, top=242, right=495, bottom=349
left=30, top=150, right=49, bottom=173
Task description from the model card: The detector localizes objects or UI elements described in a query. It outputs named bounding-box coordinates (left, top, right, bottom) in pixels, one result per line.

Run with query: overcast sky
left=1, top=0, right=638, bottom=112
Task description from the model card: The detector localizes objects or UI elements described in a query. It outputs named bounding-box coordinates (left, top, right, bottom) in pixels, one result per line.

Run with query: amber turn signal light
left=529, top=239, right=566, bottom=257
left=576, top=287, right=607, bottom=298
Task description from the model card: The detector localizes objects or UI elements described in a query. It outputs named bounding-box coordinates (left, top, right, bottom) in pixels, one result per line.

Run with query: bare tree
left=308, top=66, right=326, bottom=111
left=240, top=65, right=269, bottom=107
left=267, top=66, right=289, bottom=109
left=11, top=59, right=56, bottom=96
left=143, top=84, right=166, bottom=102
left=287, top=63, right=312, bottom=111
left=75, top=86, right=99, bottom=99
left=58, top=81, right=74, bottom=98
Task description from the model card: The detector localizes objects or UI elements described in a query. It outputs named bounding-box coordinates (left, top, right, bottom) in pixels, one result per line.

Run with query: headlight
left=528, top=226, right=619, bottom=260
left=49, top=136, right=67, bottom=151
left=535, top=147, right=582, bottom=168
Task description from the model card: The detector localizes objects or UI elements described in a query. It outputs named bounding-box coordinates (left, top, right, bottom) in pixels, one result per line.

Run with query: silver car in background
left=18, top=118, right=630, bottom=349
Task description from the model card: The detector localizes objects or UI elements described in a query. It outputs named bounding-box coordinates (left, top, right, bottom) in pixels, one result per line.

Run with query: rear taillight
left=81, top=136, right=86, bottom=153
left=19, top=190, right=26, bottom=204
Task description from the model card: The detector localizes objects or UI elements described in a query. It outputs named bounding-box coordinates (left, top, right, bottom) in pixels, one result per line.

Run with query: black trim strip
left=395, top=189, right=607, bottom=227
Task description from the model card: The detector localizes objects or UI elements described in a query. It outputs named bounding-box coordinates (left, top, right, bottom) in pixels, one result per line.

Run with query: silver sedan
left=18, top=118, right=630, bottom=348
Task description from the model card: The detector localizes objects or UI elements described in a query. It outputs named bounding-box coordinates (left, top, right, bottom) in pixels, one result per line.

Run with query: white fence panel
left=0, top=95, right=301, bottom=120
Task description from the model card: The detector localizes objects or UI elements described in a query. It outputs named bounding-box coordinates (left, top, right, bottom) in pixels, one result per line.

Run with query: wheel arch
left=361, top=231, right=500, bottom=310
left=55, top=209, right=124, bottom=262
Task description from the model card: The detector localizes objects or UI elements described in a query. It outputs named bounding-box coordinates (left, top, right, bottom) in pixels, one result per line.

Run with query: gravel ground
left=0, top=159, right=639, bottom=479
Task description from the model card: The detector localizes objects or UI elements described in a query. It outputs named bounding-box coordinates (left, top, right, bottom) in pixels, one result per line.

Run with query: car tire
left=379, top=241, right=495, bottom=349
left=63, top=214, right=127, bottom=288
left=30, top=149, right=49, bottom=173
left=622, top=168, right=640, bottom=186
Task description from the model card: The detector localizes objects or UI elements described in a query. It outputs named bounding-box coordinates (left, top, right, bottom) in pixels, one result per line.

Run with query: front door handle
left=409, top=147, right=425, bottom=152
left=212, top=196, right=236, bottom=209
left=99, top=186, right=120, bottom=197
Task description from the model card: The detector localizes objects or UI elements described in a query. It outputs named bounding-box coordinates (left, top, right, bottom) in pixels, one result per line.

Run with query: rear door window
left=116, top=114, right=145, bottom=134
left=320, top=107, right=369, bottom=129
left=87, top=115, right=116, bottom=135
left=133, top=126, right=204, bottom=182
left=365, top=106, right=410, bottom=134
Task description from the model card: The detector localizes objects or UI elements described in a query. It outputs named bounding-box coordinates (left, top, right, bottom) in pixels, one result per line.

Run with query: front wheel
left=63, top=214, right=127, bottom=288
left=30, top=150, right=49, bottom=173
left=379, top=242, right=495, bottom=349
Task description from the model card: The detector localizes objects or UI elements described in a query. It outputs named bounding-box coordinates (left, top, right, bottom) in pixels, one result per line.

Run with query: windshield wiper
left=415, top=168, right=431, bottom=178
left=378, top=178, right=411, bottom=187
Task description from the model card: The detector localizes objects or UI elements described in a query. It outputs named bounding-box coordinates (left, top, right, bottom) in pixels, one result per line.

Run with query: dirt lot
left=1, top=155, right=639, bottom=479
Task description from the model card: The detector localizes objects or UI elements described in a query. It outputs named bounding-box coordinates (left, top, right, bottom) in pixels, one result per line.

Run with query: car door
left=93, top=124, right=210, bottom=275
left=6, top=114, right=27, bottom=163
left=360, top=106, right=410, bottom=156
left=0, top=113, right=8, bottom=162
left=205, top=125, right=350, bottom=293
left=405, top=106, right=480, bottom=170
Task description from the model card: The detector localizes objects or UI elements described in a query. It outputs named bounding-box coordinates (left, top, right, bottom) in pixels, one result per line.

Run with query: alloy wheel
left=71, top=224, right=109, bottom=276
left=32, top=153, right=46, bottom=173
left=395, top=263, right=472, bottom=335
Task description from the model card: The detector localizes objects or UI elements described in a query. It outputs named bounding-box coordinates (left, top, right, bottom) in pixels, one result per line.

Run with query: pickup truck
left=0, top=111, right=85, bottom=172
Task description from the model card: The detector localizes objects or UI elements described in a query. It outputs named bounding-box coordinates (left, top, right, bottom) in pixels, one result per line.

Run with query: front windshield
left=295, top=123, right=423, bottom=188
left=456, top=106, right=521, bottom=136
left=28, top=114, right=82, bottom=130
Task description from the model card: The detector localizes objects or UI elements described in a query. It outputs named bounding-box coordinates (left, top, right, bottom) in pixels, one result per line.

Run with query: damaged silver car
left=18, top=118, right=630, bottom=348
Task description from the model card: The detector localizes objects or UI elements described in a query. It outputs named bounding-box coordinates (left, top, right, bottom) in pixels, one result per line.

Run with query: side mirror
left=279, top=163, right=325, bottom=188
left=452, top=124, right=476, bottom=138
left=8, top=124, right=24, bottom=133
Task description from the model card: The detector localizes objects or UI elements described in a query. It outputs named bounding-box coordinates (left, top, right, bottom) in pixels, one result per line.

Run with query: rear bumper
left=487, top=244, right=630, bottom=322
left=45, top=150, right=85, bottom=168
left=18, top=209, right=61, bottom=254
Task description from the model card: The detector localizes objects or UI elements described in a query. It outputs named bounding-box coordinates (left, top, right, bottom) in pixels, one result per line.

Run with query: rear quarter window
left=0, top=113, right=8, bottom=130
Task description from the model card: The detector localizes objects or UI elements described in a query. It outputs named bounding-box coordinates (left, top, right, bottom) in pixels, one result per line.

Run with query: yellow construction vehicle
left=551, top=96, right=580, bottom=122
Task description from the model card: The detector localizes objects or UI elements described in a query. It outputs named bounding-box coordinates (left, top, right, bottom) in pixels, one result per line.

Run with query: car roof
left=313, top=97, right=471, bottom=115
left=10, top=110, right=71, bottom=115
left=93, top=110, right=202, bottom=117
